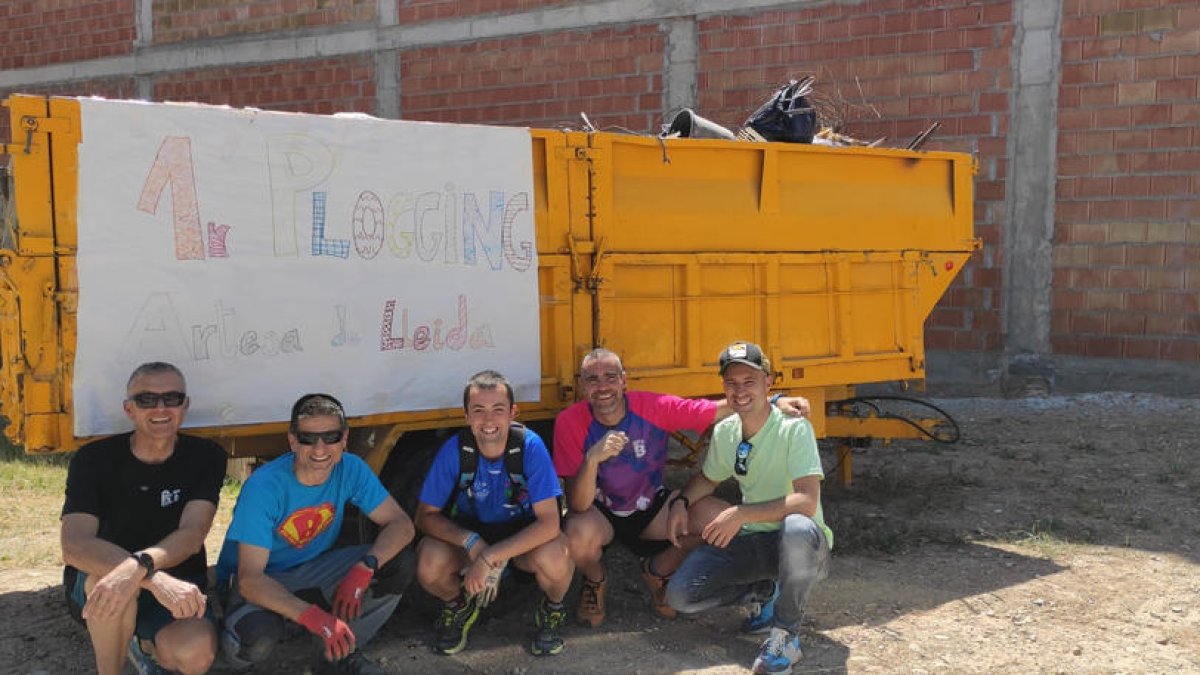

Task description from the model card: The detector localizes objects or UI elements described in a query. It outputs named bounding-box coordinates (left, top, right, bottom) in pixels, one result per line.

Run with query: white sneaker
left=751, top=626, right=803, bottom=674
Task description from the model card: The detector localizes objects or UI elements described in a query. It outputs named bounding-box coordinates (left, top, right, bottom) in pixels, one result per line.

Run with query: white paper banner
left=73, top=98, right=539, bottom=436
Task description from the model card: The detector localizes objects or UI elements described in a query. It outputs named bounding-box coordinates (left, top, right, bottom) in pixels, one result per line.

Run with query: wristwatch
left=131, top=551, right=155, bottom=577
left=360, top=554, right=379, bottom=572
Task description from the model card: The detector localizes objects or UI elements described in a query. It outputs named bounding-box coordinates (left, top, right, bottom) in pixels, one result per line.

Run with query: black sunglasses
left=734, top=440, right=753, bottom=476
left=295, top=429, right=345, bottom=446
left=128, top=391, right=187, bottom=409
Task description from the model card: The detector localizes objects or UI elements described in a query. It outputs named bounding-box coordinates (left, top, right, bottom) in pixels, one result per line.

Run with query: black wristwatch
left=132, top=551, right=155, bottom=577
left=360, top=554, right=379, bottom=572
left=669, top=494, right=690, bottom=511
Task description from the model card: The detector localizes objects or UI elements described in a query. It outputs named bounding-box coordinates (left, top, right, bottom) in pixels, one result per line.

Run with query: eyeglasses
left=128, top=391, right=187, bottom=409
left=734, top=440, right=753, bottom=476
left=295, top=429, right=345, bottom=446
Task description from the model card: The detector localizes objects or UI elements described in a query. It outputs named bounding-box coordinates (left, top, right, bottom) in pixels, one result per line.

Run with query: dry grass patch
left=0, top=440, right=239, bottom=571
left=0, top=448, right=70, bottom=570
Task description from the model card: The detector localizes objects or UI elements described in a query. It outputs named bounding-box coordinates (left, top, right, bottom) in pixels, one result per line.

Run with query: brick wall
left=399, top=25, right=664, bottom=130
left=1054, top=0, right=1200, bottom=361
left=697, top=1, right=1013, bottom=353
left=0, top=0, right=134, bottom=70
left=153, top=57, right=377, bottom=114
left=152, top=0, right=376, bottom=44
left=398, top=0, right=575, bottom=23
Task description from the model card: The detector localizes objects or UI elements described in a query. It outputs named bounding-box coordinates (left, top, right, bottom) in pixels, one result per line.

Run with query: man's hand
left=332, top=562, right=374, bottom=621
left=145, top=572, right=207, bottom=620
left=666, top=499, right=690, bottom=547
left=777, top=396, right=811, bottom=418
left=463, top=552, right=506, bottom=606
left=475, top=558, right=506, bottom=608
left=700, top=506, right=744, bottom=549
left=297, top=605, right=356, bottom=661
left=80, top=557, right=144, bottom=620
left=585, top=431, right=628, bottom=465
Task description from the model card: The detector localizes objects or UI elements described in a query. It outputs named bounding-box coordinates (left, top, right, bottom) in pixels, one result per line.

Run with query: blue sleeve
left=522, top=430, right=562, bottom=505
left=346, top=454, right=391, bottom=515
left=417, top=437, right=461, bottom=509
left=225, top=469, right=280, bottom=550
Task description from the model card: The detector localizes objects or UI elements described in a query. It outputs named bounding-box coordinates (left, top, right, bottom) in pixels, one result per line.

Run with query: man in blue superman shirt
left=216, top=394, right=415, bottom=674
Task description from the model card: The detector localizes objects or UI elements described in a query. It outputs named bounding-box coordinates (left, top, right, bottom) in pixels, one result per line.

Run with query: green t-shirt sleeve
left=701, top=420, right=736, bottom=483
left=786, top=419, right=824, bottom=481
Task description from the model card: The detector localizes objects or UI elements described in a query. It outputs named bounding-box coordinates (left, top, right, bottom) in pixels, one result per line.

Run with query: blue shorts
left=64, top=566, right=216, bottom=643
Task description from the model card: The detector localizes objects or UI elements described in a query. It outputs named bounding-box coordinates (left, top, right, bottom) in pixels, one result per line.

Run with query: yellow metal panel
left=48, top=98, right=81, bottom=252
left=592, top=252, right=951, bottom=400
left=592, top=133, right=976, bottom=254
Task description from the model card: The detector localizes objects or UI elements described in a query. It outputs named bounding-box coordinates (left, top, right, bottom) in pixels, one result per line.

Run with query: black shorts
left=64, top=566, right=216, bottom=641
left=455, top=516, right=536, bottom=546
left=595, top=487, right=672, bottom=559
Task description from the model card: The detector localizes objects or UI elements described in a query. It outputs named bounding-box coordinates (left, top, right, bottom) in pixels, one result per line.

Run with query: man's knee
left=220, top=610, right=284, bottom=668
left=528, top=534, right=573, bottom=577
left=781, top=515, right=823, bottom=548
left=374, top=546, right=416, bottom=596
left=564, top=510, right=606, bottom=554
left=156, top=620, right=217, bottom=675
left=416, top=539, right=459, bottom=586
left=664, top=573, right=704, bottom=615
left=780, top=515, right=829, bottom=579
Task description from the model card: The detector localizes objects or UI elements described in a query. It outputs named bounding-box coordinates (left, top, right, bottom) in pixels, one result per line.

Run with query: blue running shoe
left=127, top=636, right=167, bottom=675
left=742, top=580, right=780, bottom=634
left=751, top=626, right=803, bottom=674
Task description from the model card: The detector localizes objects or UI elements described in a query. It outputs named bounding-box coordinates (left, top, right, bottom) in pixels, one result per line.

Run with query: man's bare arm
left=565, top=431, right=626, bottom=513
left=61, top=498, right=215, bottom=579
left=363, top=495, right=415, bottom=565
left=235, top=543, right=311, bottom=621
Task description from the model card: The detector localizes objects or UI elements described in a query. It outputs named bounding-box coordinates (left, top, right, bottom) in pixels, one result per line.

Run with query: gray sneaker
left=127, top=636, right=167, bottom=675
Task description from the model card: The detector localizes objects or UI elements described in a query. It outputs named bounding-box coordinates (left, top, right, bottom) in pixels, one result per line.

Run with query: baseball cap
left=718, top=341, right=768, bottom=374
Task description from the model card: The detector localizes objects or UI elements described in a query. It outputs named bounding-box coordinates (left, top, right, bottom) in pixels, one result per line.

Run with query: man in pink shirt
left=554, top=348, right=808, bottom=627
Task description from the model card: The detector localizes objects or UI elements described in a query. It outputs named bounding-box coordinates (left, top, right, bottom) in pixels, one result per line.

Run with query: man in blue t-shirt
left=415, top=370, right=573, bottom=657
left=216, top=394, right=416, bottom=675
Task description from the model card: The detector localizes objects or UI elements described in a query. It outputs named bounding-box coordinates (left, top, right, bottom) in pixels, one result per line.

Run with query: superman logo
left=278, top=502, right=336, bottom=548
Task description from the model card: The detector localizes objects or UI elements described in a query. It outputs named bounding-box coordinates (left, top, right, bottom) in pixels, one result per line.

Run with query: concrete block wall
left=1, top=0, right=1197, bottom=371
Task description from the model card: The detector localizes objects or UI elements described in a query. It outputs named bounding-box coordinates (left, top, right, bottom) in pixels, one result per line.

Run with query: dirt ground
left=2, top=393, right=1198, bottom=674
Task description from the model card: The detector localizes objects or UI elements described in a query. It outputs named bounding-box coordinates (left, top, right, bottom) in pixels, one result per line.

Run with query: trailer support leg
left=836, top=442, right=853, bottom=487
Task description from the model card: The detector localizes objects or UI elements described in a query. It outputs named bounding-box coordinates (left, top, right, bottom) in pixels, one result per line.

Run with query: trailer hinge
left=13, top=114, right=75, bottom=154
left=566, top=236, right=608, bottom=292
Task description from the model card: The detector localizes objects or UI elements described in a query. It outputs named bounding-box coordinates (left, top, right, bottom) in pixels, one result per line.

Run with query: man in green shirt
left=665, top=341, right=832, bottom=675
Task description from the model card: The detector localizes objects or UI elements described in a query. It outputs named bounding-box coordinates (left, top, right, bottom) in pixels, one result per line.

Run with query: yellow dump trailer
left=1, top=95, right=977, bottom=483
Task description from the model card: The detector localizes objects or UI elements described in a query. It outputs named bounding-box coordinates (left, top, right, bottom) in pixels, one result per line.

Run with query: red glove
left=333, top=562, right=374, bottom=620
left=297, top=605, right=356, bottom=661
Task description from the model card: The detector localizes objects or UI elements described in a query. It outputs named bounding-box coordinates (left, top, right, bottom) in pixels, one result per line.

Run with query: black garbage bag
left=744, top=77, right=816, bottom=144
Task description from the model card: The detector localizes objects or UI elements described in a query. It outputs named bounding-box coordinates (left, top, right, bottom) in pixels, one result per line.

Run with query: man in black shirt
left=61, top=362, right=227, bottom=675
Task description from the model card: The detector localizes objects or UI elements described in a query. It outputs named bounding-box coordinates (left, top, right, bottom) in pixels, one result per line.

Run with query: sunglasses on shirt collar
left=128, top=391, right=187, bottom=409
left=294, top=429, right=346, bottom=446
left=734, top=440, right=753, bottom=476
